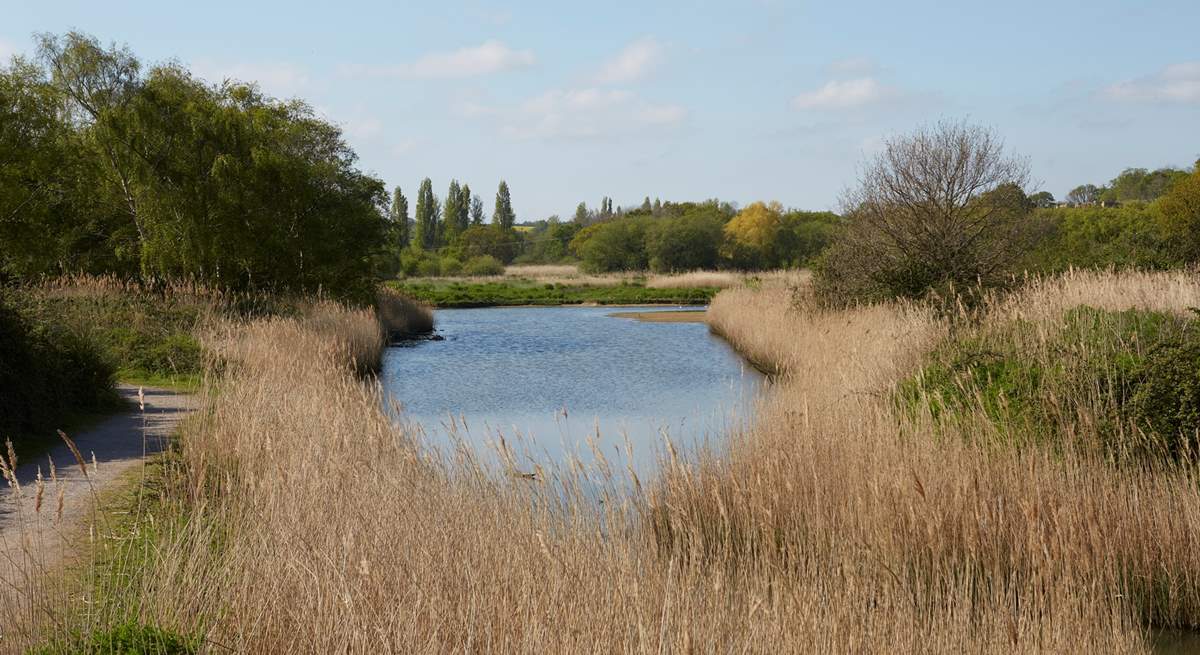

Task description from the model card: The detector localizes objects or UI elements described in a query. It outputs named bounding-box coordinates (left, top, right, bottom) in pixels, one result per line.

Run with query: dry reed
left=15, top=270, right=1200, bottom=652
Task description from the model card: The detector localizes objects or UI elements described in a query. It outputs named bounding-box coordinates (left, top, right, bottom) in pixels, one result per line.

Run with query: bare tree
left=817, top=120, right=1032, bottom=302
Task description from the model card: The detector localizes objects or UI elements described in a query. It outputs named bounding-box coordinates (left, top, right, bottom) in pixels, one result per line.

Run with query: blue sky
left=3, top=0, right=1197, bottom=220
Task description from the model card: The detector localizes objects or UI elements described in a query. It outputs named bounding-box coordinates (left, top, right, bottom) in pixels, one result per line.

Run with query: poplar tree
left=574, top=202, right=588, bottom=224
left=641, top=196, right=652, bottom=213
left=493, top=180, right=515, bottom=230
left=413, top=178, right=437, bottom=250
left=458, top=183, right=472, bottom=233
left=443, top=180, right=463, bottom=243
left=470, top=194, right=485, bottom=225
left=389, top=186, right=410, bottom=249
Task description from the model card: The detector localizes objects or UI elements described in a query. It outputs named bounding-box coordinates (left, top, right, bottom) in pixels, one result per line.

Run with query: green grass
left=388, top=279, right=718, bottom=308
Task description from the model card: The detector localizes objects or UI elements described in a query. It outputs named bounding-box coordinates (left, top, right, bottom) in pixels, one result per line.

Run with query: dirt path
left=0, top=385, right=195, bottom=590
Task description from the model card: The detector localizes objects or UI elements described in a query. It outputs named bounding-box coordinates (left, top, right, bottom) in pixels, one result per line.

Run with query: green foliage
left=570, top=217, right=652, bottom=272
left=1127, top=315, right=1200, bottom=451
left=412, top=177, right=438, bottom=250
left=457, top=224, right=519, bottom=263
left=0, top=292, right=119, bottom=452
left=899, top=306, right=1200, bottom=460
left=1, top=33, right=388, bottom=300
left=645, top=213, right=724, bottom=272
left=462, top=255, right=505, bottom=276
left=389, top=279, right=716, bottom=307
left=1022, top=205, right=1178, bottom=273
left=1157, top=166, right=1200, bottom=263
left=31, top=620, right=199, bottom=655
left=493, top=180, right=516, bottom=231
left=439, top=256, right=463, bottom=277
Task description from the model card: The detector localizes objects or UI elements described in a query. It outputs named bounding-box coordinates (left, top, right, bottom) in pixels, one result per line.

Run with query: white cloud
left=500, top=86, right=686, bottom=141
left=1104, top=62, right=1200, bottom=104
left=792, top=77, right=891, bottom=110
left=345, top=41, right=535, bottom=80
left=594, top=37, right=663, bottom=84
left=192, top=60, right=311, bottom=98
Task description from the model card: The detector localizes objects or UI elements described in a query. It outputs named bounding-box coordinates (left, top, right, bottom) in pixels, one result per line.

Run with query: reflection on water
left=380, top=306, right=762, bottom=477
left=1152, top=628, right=1200, bottom=655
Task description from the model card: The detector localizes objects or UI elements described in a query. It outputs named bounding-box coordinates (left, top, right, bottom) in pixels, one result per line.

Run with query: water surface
left=380, top=306, right=762, bottom=476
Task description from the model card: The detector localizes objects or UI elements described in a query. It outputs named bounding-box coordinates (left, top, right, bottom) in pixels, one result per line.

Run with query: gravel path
left=0, top=385, right=195, bottom=592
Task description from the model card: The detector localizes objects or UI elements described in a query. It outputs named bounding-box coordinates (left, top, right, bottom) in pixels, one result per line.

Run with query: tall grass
left=18, top=270, right=1200, bottom=652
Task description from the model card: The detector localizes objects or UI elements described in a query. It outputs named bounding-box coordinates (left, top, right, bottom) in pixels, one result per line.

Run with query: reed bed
left=503, top=264, right=581, bottom=278
left=645, top=270, right=742, bottom=289
left=18, top=270, right=1200, bottom=652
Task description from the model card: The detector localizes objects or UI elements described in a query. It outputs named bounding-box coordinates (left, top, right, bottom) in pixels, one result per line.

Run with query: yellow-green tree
left=1158, top=162, right=1200, bottom=263
left=722, top=201, right=784, bottom=268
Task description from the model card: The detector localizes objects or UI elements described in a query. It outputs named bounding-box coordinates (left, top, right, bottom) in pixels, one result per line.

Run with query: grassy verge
left=388, top=278, right=718, bottom=307
left=29, top=456, right=206, bottom=654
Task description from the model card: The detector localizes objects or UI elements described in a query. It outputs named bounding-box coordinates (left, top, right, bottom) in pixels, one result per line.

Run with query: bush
left=1128, top=315, right=1200, bottom=453
left=439, top=256, right=463, bottom=277
left=462, top=255, right=505, bottom=276
left=899, top=305, right=1200, bottom=460
left=0, top=292, right=118, bottom=450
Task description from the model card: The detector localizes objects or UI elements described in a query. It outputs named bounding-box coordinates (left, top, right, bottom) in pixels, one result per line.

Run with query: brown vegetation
left=7, top=270, right=1198, bottom=652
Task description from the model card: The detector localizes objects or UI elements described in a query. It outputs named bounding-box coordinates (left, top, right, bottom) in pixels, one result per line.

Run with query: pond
left=380, top=306, right=763, bottom=478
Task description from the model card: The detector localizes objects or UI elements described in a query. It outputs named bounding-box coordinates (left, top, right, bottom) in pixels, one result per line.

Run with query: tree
left=1067, top=184, right=1100, bottom=204
left=1028, top=191, right=1056, bottom=208
left=574, top=202, right=588, bottom=224
left=723, top=201, right=785, bottom=268
left=470, top=194, right=484, bottom=225
left=570, top=217, right=651, bottom=272
left=457, top=184, right=472, bottom=233
left=493, top=180, right=515, bottom=230
left=442, top=180, right=463, bottom=243
left=3, top=31, right=389, bottom=299
left=389, top=187, right=410, bottom=250
left=652, top=197, right=662, bottom=216
left=413, top=178, right=438, bottom=250
left=640, top=196, right=652, bottom=213
left=1158, top=164, right=1200, bottom=263
left=646, top=213, right=724, bottom=272
left=815, top=120, right=1032, bottom=302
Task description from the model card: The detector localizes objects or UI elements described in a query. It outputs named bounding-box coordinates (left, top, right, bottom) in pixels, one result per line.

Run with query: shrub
left=1128, top=315, right=1200, bottom=453
left=899, top=305, right=1200, bottom=459
left=462, top=255, right=505, bottom=276
left=439, top=256, right=463, bottom=277
left=0, top=292, right=118, bottom=450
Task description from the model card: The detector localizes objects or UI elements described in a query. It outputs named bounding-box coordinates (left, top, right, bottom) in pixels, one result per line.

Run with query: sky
left=3, top=0, right=1198, bottom=220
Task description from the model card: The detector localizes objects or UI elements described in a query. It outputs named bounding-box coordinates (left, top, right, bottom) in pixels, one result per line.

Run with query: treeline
left=568, top=200, right=839, bottom=273
left=1, top=32, right=387, bottom=300
left=1064, top=166, right=1192, bottom=205
left=379, top=179, right=520, bottom=277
